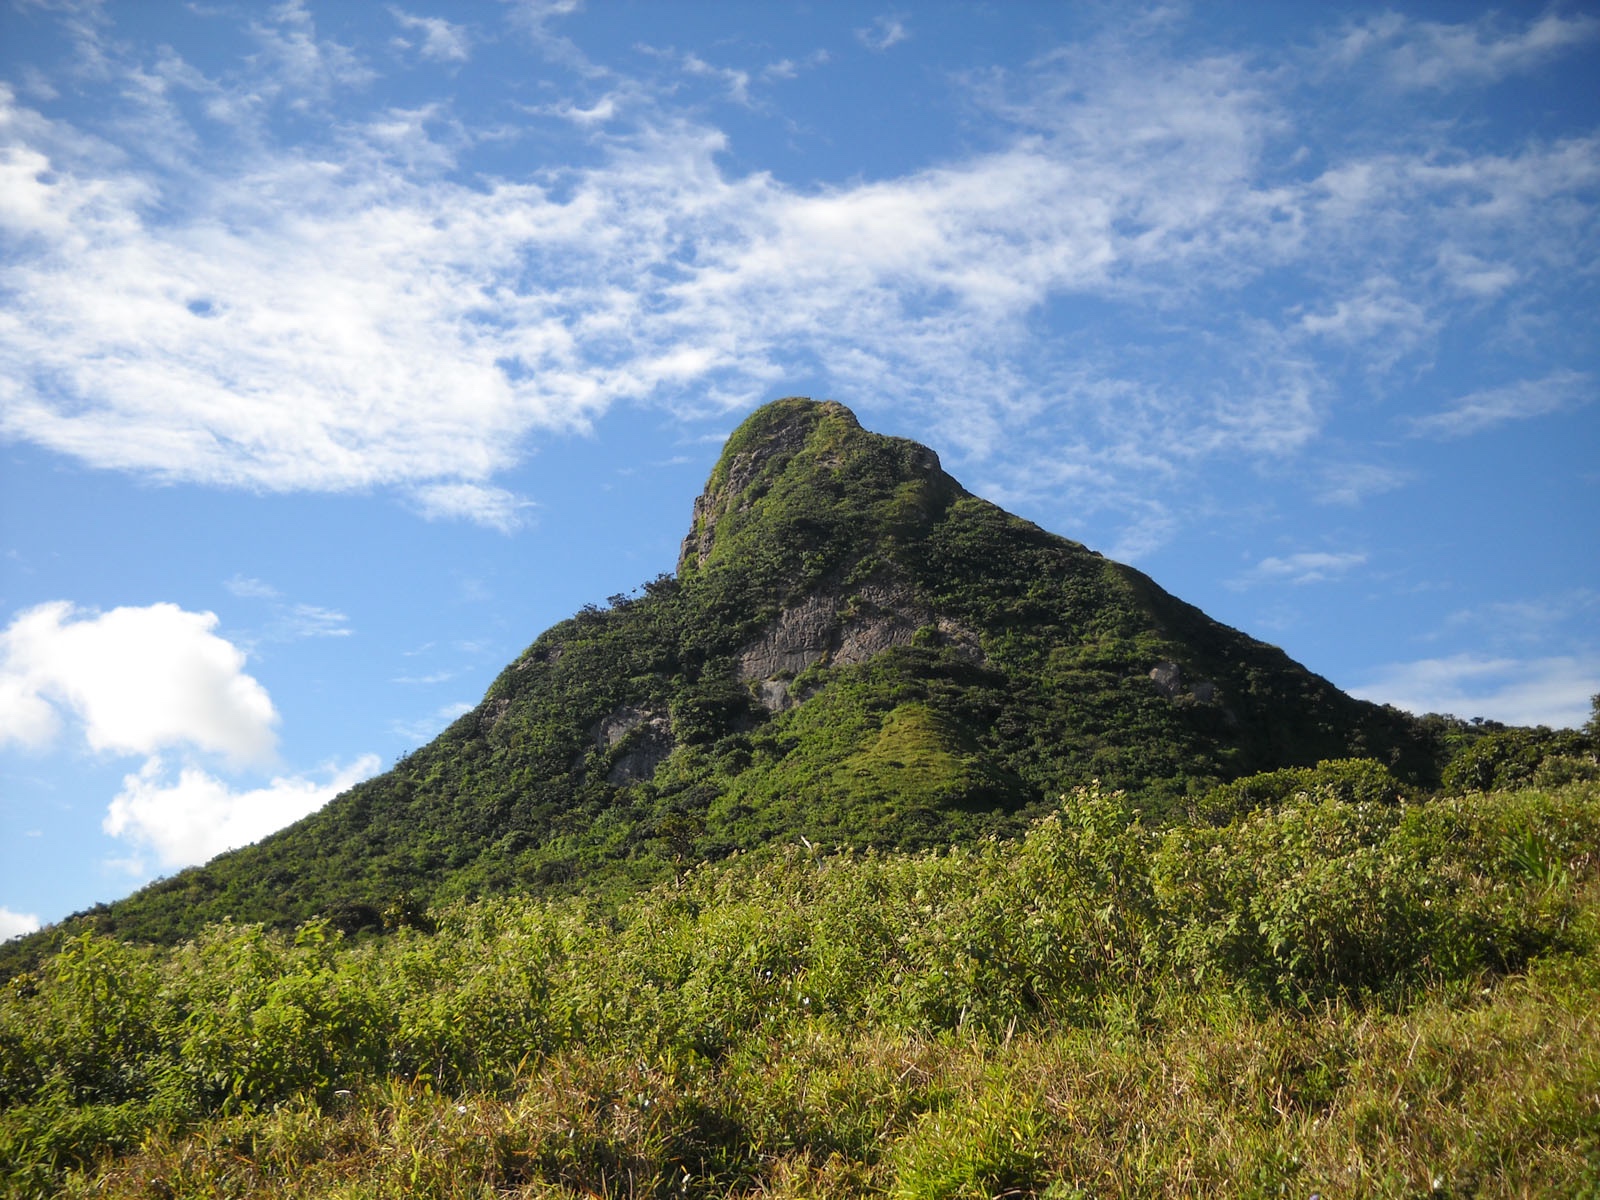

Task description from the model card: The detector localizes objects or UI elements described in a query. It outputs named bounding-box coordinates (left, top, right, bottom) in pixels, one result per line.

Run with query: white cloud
left=224, top=575, right=281, bottom=600
left=1351, top=653, right=1600, bottom=729
left=1315, top=462, right=1409, bottom=507
left=103, top=753, right=382, bottom=870
left=391, top=9, right=470, bottom=63
left=0, top=602, right=277, bottom=763
left=510, top=0, right=583, bottom=26
left=1438, top=590, right=1600, bottom=648
left=0, top=907, right=41, bottom=942
left=762, top=51, right=828, bottom=82
left=1410, top=370, right=1592, bottom=438
left=1297, top=276, right=1435, bottom=358
left=680, top=52, right=752, bottom=106
left=857, top=15, right=909, bottom=52
left=393, top=669, right=457, bottom=685
left=411, top=482, right=537, bottom=532
left=1331, top=11, right=1600, bottom=90
left=280, top=604, right=352, bottom=639
left=222, top=578, right=352, bottom=640
left=1435, top=247, right=1518, bottom=299
left=1235, top=551, right=1367, bottom=587
left=248, top=0, right=377, bottom=108
left=0, top=13, right=1595, bottom=546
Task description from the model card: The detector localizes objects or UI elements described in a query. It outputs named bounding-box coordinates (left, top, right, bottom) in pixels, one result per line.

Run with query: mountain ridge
left=30, top=397, right=1441, bottom=949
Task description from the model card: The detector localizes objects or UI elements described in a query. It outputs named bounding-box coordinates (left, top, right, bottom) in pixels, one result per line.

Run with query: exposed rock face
left=738, top=582, right=981, bottom=710
left=1149, top=660, right=1218, bottom=705
left=593, top=706, right=673, bottom=784
left=1149, top=661, right=1184, bottom=697
left=478, top=697, right=511, bottom=733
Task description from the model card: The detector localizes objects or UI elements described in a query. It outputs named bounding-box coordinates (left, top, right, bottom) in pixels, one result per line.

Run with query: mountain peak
left=678, top=397, right=953, bottom=578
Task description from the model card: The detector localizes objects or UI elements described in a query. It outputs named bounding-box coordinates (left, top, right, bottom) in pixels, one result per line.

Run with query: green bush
left=4, top=782, right=1599, bottom=1194
left=1442, top=727, right=1595, bottom=794
left=1189, top=758, right=1408, bottom=826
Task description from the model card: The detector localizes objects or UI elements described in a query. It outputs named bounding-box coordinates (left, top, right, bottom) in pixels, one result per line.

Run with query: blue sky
left=2, top=0, right=1597, bottom=938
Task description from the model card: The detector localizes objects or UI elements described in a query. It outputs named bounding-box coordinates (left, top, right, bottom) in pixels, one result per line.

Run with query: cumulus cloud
left=0, top=602, right=277, bottom=763
left=104, top=753, right=382, bottom=870
left=1351, top=654, right=1600, bottom=729
left=0, top=907, right=41, bottom=942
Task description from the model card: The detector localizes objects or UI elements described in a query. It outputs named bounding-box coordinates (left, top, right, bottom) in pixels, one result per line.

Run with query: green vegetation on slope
left=4, top=776, right=1600, bottom=1197
left=17, top=398, right=1450, bottom=958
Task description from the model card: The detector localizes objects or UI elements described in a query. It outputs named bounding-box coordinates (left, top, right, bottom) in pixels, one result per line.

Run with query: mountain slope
left=68, top=398, right=1437, bottom=944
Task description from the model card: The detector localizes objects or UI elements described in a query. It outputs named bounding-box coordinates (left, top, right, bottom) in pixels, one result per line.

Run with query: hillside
left=48, top=399, right=1438, bottom=948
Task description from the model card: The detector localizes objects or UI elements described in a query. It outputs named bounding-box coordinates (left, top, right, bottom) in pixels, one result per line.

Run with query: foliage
left=4, top=780, right=1599, bottom=1196
left=2, top=401, right=1448, bottom=969
left=1441, top=726, right=1597, bottom=794
left=1189, top=757, right=1410, bottom=825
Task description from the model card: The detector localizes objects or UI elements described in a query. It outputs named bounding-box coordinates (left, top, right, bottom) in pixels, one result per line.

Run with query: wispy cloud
left=393, top=669, right=458, bottom=686
left=390, top=9, right=470, bottom=63
left=280, top=604, right=352, bottom=640
left=1234, top=551, right=1367, bottom=588
left=224, top=575, right=281, bottom=601
left=0, top=7, right=1594, bottom=554
left=1409, top=370, right=1592, bottom=438
left=680, top=51, right=753, bottom=106
left=761, top=50, right=830, bottom=82
left=1438, top=589, right=1600, bottom=648
left=857, top=15, right=909, bottom=52
left=245, top=0, right=377, bottom=111
left=1329, top=10, right=1600, bottom=90
left=1314, top=462, right=1409, bottom=507
left=224, top=578, right=352, bottom=640
left=391, top=701, right=474, bottom=743
left=1297, top=275, right=1437, bottom=371
left=1351, top=653, right=1600, bottom=728
left=411, top=483, right=538, bottom=532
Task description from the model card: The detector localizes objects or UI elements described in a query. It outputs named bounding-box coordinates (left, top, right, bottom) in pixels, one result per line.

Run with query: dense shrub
left=4, top=781, right=1598, bottom=1195
left=1189, top=758, right=1408, bottom=826
left=1441, top=727, right=1596, bottom=794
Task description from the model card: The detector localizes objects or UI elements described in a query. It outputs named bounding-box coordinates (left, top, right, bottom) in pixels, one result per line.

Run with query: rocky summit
left=65, top=398, right=1438, bottom=946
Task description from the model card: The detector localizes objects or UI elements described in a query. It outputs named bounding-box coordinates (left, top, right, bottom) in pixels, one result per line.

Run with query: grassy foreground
left=4, top=779, right=1600, bottom=1197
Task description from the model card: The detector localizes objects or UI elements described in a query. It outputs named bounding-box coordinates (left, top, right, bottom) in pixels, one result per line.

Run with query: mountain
left=60, top=398, right=1439, bottom=945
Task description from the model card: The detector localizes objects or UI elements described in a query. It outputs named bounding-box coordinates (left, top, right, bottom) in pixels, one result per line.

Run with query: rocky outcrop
left=478, top=697, right=511, bottom=733
left=738, top=582, right=981, bottom=710
left=593, top=706, right=673, bottom=784
left=1149, top=660, right=1217, bottom=704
